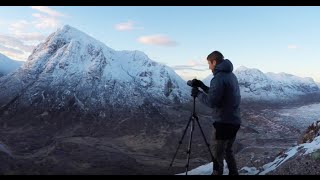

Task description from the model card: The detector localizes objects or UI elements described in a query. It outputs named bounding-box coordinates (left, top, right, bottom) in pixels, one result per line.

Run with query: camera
left=187, top=79, right=200, bottom=88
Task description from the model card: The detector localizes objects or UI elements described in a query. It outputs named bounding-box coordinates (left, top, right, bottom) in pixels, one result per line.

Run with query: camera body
left=187, top=79, right=200, bottom=88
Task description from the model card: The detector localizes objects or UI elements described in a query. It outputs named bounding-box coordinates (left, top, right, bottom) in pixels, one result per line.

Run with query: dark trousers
left=211, top=125, right=239, bottom=175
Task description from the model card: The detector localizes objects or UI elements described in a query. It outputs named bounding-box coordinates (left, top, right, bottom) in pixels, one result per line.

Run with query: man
left=191, top=51, right=241, bottom=175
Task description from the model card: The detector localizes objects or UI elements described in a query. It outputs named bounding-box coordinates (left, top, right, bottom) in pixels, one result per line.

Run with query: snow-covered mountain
left=202, top=66, right=319, bottom=102
left=0, top=53, right=24, bottom=77
left=0, top=25, right=191, bottom=114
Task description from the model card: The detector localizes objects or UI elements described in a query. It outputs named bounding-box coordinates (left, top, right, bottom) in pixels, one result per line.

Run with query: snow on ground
left=178, top=135, right=320, bottom=175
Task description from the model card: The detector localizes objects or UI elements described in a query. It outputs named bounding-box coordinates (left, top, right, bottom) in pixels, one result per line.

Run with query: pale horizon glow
left=137, top=34, right=178, bottom=46
left=0, top=6, right=320, bottom=82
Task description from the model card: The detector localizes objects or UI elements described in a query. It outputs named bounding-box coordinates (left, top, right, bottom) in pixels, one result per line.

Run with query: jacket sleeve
left=198, top=77, right=224, bottom=108
left=201, top=84, right=209, bottom=94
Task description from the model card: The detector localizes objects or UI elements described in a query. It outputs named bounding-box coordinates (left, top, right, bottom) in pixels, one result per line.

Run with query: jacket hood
left=213, top=59, right=233, bottom=75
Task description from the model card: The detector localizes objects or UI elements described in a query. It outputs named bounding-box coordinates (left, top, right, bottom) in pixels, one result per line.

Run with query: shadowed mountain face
left=0, top=25, right=320, bottom=175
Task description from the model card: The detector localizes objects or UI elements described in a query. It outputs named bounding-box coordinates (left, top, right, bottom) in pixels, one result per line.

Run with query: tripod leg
left=168, top=115, right=193, bottom=169
left=185, top=116, right=195, bottom=175
left=194, top=115, right=215, bottom=163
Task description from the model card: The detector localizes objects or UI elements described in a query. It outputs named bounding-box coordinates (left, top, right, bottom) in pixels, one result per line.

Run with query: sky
left=0, top=6, right=320, bottom=82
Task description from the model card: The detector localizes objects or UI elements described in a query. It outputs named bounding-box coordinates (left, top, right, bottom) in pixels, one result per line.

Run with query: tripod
left=169, top=87, right=215, bottom=175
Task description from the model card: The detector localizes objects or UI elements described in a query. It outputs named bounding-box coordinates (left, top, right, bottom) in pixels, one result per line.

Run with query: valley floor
left=1, top=102, right=320, bottom=175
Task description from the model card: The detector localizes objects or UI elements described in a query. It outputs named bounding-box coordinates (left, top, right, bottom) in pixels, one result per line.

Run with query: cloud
left=171, top=59, right=208, bottom=71
left=187, top=60, right=207, bottom=67
left=115, top=20, right=143, bottom=31
left=288, top=44, right=298, bottom=49
left=171, top=65, right=208, bottom=72
left=32, top=13, right=60, bottom=29
left=0, top=35, right=35, bottom=52
left=0, top=44, right=29, bottom=61
left=9, top=20, right=29, bottom=31
left=31, top=6, right=65, bottom=17
left=170, top=59, right=209, bottom=80
left=137, top=34, right=177, bottom=47
left=0, top=6, right=67, bottom=60
left=8, top=7, right=66, bottom=41
left=9, top=20, right=46, bottom=41
left=14, top=32, right=46, bottom=41
left=30, top=6, right=67, bottom=30
left=0, top=44, right=24, bottom=55
left=175, top=71, right=196, bottom=81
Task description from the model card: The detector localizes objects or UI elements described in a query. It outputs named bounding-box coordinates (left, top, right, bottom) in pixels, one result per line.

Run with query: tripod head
left=187, top=79, right=200, bottom=98
left=191, top=87, right=199, bottom=98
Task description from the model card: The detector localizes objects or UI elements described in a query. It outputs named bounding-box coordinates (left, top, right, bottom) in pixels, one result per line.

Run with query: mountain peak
left=55, top=24, right=89, bottom=40
left=61, top=24, right=72, bottom=31
left=235, top=66, right=263, bottom=74
left=236, top=65, right=249, bottom=71
left=54, top=25, right=112, bottom=49
left=1, top=25, right=191, bottom=111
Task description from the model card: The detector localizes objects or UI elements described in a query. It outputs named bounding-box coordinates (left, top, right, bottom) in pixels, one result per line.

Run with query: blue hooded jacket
left=198, top=59, right=241, bottom=126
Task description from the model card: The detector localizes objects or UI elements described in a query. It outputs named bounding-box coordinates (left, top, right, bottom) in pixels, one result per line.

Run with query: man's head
left=207, top=51, right=224, bottom=71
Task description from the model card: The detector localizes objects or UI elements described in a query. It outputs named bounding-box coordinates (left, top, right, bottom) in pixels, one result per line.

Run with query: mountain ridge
left=202, top=65, right=319, bottom=103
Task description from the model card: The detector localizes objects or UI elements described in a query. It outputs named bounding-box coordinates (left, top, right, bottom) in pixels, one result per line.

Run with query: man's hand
left=191, top=87, right=200, bottom=97
left=192, top=79, right=209, bottom=93
left=191, top=79, right=204, bottom=88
